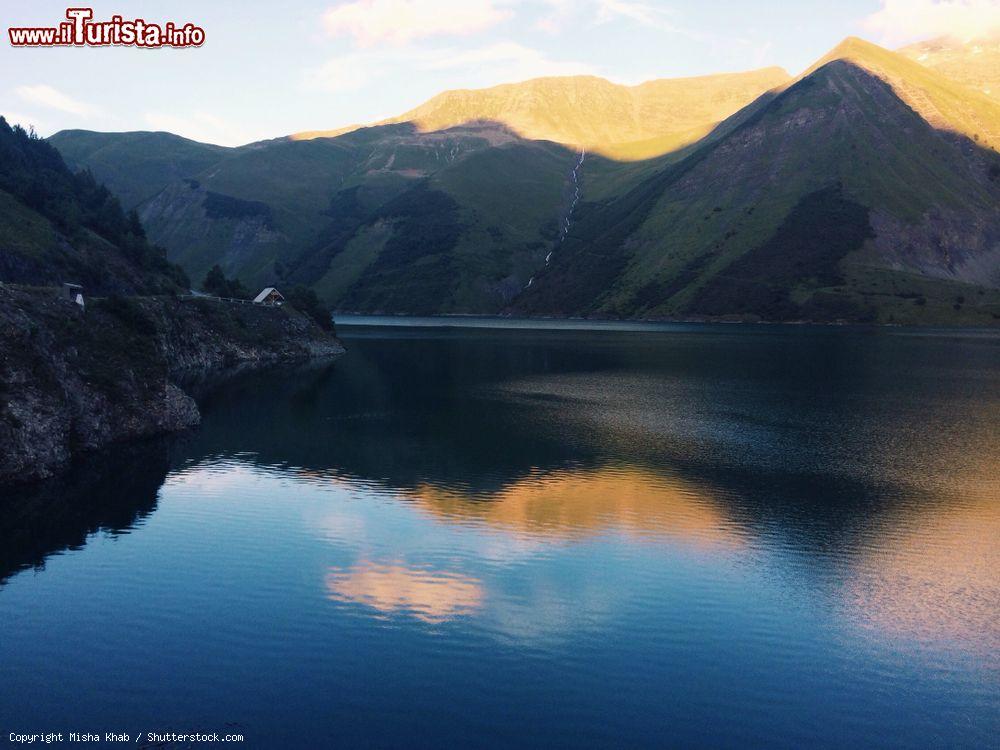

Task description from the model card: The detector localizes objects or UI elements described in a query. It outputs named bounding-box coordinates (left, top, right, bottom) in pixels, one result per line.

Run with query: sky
left=2, top=0, right=999, bottom=146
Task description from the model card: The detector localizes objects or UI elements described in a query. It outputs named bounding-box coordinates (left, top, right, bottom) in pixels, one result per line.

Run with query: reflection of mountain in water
left=177, top=328, right=1000, bottom=651
left=410, top=466, right=746, bottom=549
left=182, top=328, right=1000, bottom=530
left=5, top=326, right=998, bottom=652
left=0, top=440, right=172, bottom=585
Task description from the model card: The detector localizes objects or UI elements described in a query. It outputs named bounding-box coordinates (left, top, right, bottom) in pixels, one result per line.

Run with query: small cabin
left=62, top=282, right=85, bottom=308
left=253, top=287, right=285, bottom=306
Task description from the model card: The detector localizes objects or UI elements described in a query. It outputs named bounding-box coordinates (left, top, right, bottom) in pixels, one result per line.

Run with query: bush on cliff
left=284, top=285, right=335, bottom=332
left=202, top=265, right=249, bottom=300
left=94, top=295, right=158, bottom=337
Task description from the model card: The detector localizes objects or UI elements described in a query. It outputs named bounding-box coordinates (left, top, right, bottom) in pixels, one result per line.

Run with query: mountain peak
left=826, top=36, right=879, bottom=57
left=808, top=36, right=901, bottom=74
left=798, top=36, right=1000, bottom=151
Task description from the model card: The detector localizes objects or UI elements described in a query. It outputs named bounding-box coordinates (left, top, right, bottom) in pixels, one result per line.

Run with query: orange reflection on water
left=844, top=484, right=1000, bottom=656
left=409, top=466, right=745, bottom=549
left=325, top=561, right=484, bottom=623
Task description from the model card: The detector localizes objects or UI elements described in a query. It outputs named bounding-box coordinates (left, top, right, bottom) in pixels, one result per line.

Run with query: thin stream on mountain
left=528, top=148, right=587, bottom=290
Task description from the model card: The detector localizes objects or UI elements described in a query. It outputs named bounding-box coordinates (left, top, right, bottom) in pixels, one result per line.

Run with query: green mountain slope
left=807, top=37, right=1000, bottom=152
left=514, top=42, right=1000, bottom=324
left=46, top=69, right=788, bottom=310
left=79, top=121, right=580, bottom=311
left=49, top=129, right=230, bottom=211
left=0, top=117, right=187, bottom=294
left=0, top=120, right=342, bottom=486
left=40, top=39, right=1000, bottom=324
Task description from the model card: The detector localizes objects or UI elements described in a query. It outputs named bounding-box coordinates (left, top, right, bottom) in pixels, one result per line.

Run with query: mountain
left=368, top=68, right=790, bottom=161
left=49, top=129, right=230, bottom=210
left=899, top=33, right=1000, bottom=100
left=49, top=68, right=787, bottom=313
left=55, top=122, right=581, bottom=313
left=44, top=38, right=1000, bottom=324
left=291, top=69, right=791, bottom=161
left=0, top=116, right=343, bottom=485
left=0, top=117, right=187, bottom=294
left=515, top=38, right=1000, bottom=324
left=810, top=37, right=1000, bottom=152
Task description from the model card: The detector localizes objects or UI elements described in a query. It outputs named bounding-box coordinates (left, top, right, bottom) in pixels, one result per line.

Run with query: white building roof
left=253, top=287, right=284, bottom=303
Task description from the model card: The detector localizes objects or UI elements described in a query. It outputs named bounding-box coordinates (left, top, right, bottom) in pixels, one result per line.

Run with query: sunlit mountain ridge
left=515, top=37, right=1000, bottom=321
left=331, top=68, right=790, bottom=161
left=808, top=36, right=1000, bottom=151
left=37, top=35, right=1000, bottom=324
left=899, top=32, right=1000, bottom=101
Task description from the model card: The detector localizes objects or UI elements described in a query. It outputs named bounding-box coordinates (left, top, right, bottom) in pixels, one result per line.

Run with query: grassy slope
left=293, top=136, right=577, bottom=313
left=0, top=186, right=138, bottom=290
left=47, top=130, right=230, bottom=209
left=376, top=69, right=790, bottom=160
left=0, top=189, right=57, bottom=261
left=431, top=141, right=575, bottom=311
left=0, top=120, right=187, bottom=295
left=581, top=88, right=785, bottom=203
left=140, top=135, right=366, bottom=287
left=39, top=70, right=791, bottom=312
left=514, top=42, right=1000, bottom=324
left=60, top=121, right=579, bottom=312
left=41, top=43, right=1000, bottom=322
left=808, top=37, right=1000, bottom=151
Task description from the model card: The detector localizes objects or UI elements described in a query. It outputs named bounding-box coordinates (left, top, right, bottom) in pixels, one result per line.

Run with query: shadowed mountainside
left=53, top=122, right=585, bottom=313
left=515, top=40, right=1000, bottom=323
left=0, top=117, right=189, bottom=295
left=45, top=37, right=1000, bottom=324
left=0, top=119, right=344, bottom=486
left=41, top=130, right=231, bottom=211
left=515, top=43, right=1000, bottom=323
left=48, top=68, right=790, bottom=313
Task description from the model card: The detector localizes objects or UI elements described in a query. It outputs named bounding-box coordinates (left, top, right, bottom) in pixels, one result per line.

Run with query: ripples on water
left=1, top=322, right=998, bottom=748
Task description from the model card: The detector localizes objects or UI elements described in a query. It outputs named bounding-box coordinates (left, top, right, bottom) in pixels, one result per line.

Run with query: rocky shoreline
left=0, top=285, right=344, bottom=485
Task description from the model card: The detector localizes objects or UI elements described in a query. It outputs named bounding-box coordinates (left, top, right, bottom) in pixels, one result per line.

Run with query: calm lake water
left=1, top=319, right=998, bottom=749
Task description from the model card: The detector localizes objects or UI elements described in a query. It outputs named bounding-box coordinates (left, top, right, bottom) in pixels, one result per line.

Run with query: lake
left=1, top=319, right=998, bottom=748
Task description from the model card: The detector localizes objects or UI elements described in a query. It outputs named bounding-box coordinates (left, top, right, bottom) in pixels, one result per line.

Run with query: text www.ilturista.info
left=9, top=8, right=205, bottom=48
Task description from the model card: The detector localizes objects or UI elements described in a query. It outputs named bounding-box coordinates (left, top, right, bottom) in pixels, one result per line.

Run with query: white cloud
left=14, top=84, right=99, bottom=118
left=863, top=0, right=1000, bottom=45
left=302, top=54, right=374, bottom=93
left=323, top=0, right=509, bottom=46
left=143, top=112, right=255, bottom=147
left=420, top=41, right=595, bottom=79
left=526, top=0, right=667, bottom=34
left=532, top=0, right=578, bottom=33
left=596, top=0, right=676, bottom=29
left=303, top=41, right=593, bottom=97
left=592, top=0, right=747, bottom=45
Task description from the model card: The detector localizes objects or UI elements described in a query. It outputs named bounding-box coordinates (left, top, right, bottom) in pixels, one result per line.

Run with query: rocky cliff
left=0, top=284, right=344, bottom=485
